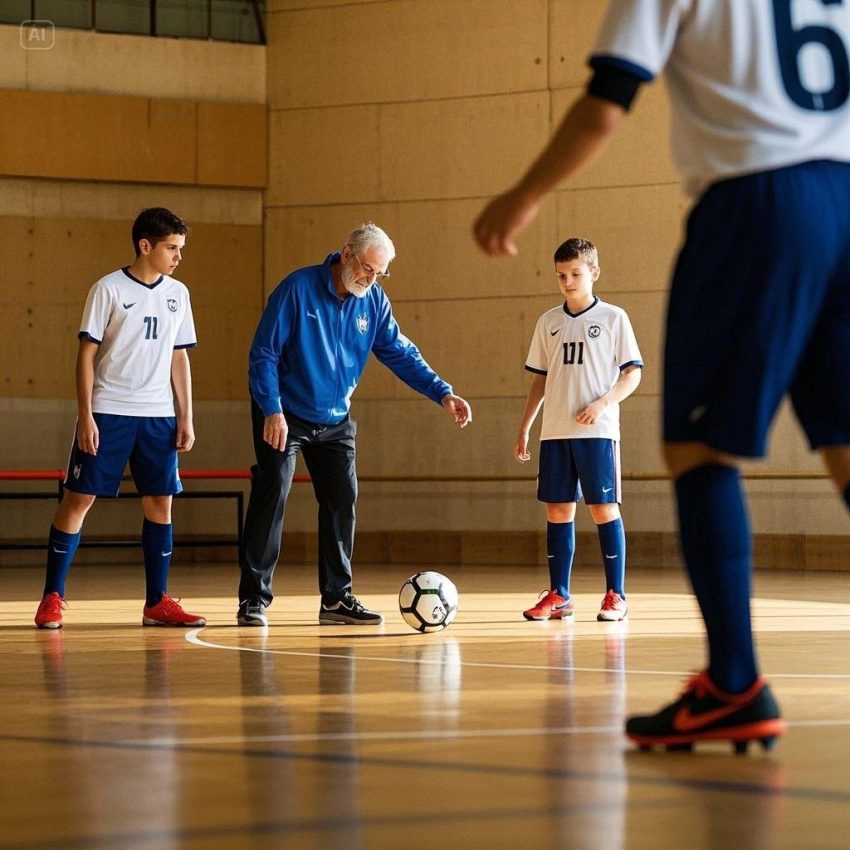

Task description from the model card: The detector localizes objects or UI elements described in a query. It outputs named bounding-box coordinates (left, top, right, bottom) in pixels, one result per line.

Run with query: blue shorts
left=64, top=414, right=182, bottom=497
left=665, top=160, right=850, bottom=457
left=537, top=438, right=621, bottom=504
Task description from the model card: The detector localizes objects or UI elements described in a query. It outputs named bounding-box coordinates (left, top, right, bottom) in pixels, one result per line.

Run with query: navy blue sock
left=675, top=464, right=758, bottom=694
left=43, top=525, right=81, bottom=597
left=547, top=521, right=575, bottom=599
left=597, top=517, right=626, bottom=596
left=142, top=519, right=172, bottom=607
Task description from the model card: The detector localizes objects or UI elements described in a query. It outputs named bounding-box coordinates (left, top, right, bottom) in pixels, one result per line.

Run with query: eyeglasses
left=352, top=252, right=390, bottom=282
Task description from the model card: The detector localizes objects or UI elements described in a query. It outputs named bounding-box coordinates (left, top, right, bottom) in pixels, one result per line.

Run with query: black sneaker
left=626, top=670, right=787, bottom=754
left=319, top=593, right=384, bottom=625
left=237, top=598, right=268, bottom=627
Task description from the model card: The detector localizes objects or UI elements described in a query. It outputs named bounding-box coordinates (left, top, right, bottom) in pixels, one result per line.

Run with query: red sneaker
left=523, top=589, right=574, bottom=621
left=35, top=592, right=67, bottom=629
left=142, top=593, right=206, bottom=627
left=597, top=589, right=628, bottom=621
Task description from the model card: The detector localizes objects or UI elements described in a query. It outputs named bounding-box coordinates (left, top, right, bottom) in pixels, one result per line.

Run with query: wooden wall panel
left=0, top=90, right=266, bottom=189
left=0, top=91, right=196, bottom=184
left=267, top=0, right=548, bottom=109
left=197, top=102, right=267, bottom=188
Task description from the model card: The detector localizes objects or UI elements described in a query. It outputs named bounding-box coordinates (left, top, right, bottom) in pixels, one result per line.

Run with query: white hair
left=345, top=222, right=395, bottom=260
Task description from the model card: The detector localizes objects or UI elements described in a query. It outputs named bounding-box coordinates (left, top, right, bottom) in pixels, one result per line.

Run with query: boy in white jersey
left=34, top=207, right=206, bottom=629
left=473, top=0, right=850, bottom=751
left=516, top=238, right=642, bottom=623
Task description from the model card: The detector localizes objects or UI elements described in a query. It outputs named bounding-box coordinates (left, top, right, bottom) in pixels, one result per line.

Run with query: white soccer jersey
left=526, top=298, right=642, bottom=441
left=591, top=0, right=850, bottom=195
left=79, top=268, right=197, bottom=416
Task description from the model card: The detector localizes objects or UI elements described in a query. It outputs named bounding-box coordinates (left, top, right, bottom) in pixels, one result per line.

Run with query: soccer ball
left=398, top=571, right=459, bottom=633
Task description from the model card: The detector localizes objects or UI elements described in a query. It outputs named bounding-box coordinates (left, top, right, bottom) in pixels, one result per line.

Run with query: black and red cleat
left=626, top=670, right=787, bottom=754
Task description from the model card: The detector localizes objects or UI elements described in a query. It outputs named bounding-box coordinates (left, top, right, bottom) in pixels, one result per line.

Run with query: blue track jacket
left=249, top=253, right=452, bottom=424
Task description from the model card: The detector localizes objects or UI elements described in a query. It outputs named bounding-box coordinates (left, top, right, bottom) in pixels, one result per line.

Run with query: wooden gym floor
left=1, top=561, right=849, bottom=849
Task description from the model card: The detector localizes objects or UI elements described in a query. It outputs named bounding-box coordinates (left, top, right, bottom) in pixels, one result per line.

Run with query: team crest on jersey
left=587, top=325, right=601, bottom=339
left=356, top=314, right=369, bottom=334
left=167, top=298, right=178, bottom=313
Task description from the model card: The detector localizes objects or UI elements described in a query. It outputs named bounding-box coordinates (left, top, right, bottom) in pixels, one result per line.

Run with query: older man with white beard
left=238, top=222, right=471, bottom=627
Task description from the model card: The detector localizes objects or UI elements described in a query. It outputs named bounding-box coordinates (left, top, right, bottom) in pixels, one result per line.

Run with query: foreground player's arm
left=75, top=339, right=100, bottom=455
left=171, top=348, right=195, bottom=452
left=576, top=365, right=642, bottom=426
left=515, top=373, right=547, bottom=463
left=474, top=95, right=628, bottom=256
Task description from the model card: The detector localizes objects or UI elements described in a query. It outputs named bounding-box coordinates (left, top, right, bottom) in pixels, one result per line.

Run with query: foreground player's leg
left=35, top=492, right=94, bottom=629
left=625, top=444, right=785, bottom=752
left=140, top=496, right=205, bottom=627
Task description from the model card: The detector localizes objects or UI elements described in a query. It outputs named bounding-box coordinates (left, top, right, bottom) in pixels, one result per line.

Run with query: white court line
left=184, top=629, right=850, bottom=680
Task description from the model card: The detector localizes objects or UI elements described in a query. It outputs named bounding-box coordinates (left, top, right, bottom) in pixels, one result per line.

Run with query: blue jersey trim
left=122, top=266, right=164, bottom=288
left=564, top=297, right=599, bottom=318
left=78, top=331, right=102, bottom=345
left=174, top=343, right=197, bottom=350
left=589, top=54, right=654, bottom=83
left=525, top=365, right=548, bottom=376
left=620, top=360, right=643, bottom=371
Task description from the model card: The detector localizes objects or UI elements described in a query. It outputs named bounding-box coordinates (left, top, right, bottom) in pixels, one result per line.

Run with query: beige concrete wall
left=1, top=7, right=843, bottom=559
left=0, top=25, right=265, bottom=102
left=264, top=0, right=843, bottom=543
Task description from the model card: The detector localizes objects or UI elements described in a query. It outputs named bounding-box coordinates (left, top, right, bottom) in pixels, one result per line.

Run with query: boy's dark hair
left=132, top=207, right=189, bottom=257
left=553, top=237, right=599, bottom=268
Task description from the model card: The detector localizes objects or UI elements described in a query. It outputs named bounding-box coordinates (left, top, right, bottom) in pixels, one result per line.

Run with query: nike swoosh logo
left=672, top=702, right=744, bottom=733
left=307, top=311, right=318, bottom=319
left=605, top=554, right=618, bottom=559
left=161, top=551, right=172, bottom=557
left=602, top=487, right=613, bottom=493
left=53, top=547, right=68, bottom=554
left=550, top=330, right=559, bottom=336
left=123, top=302, right=136, bottom=309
